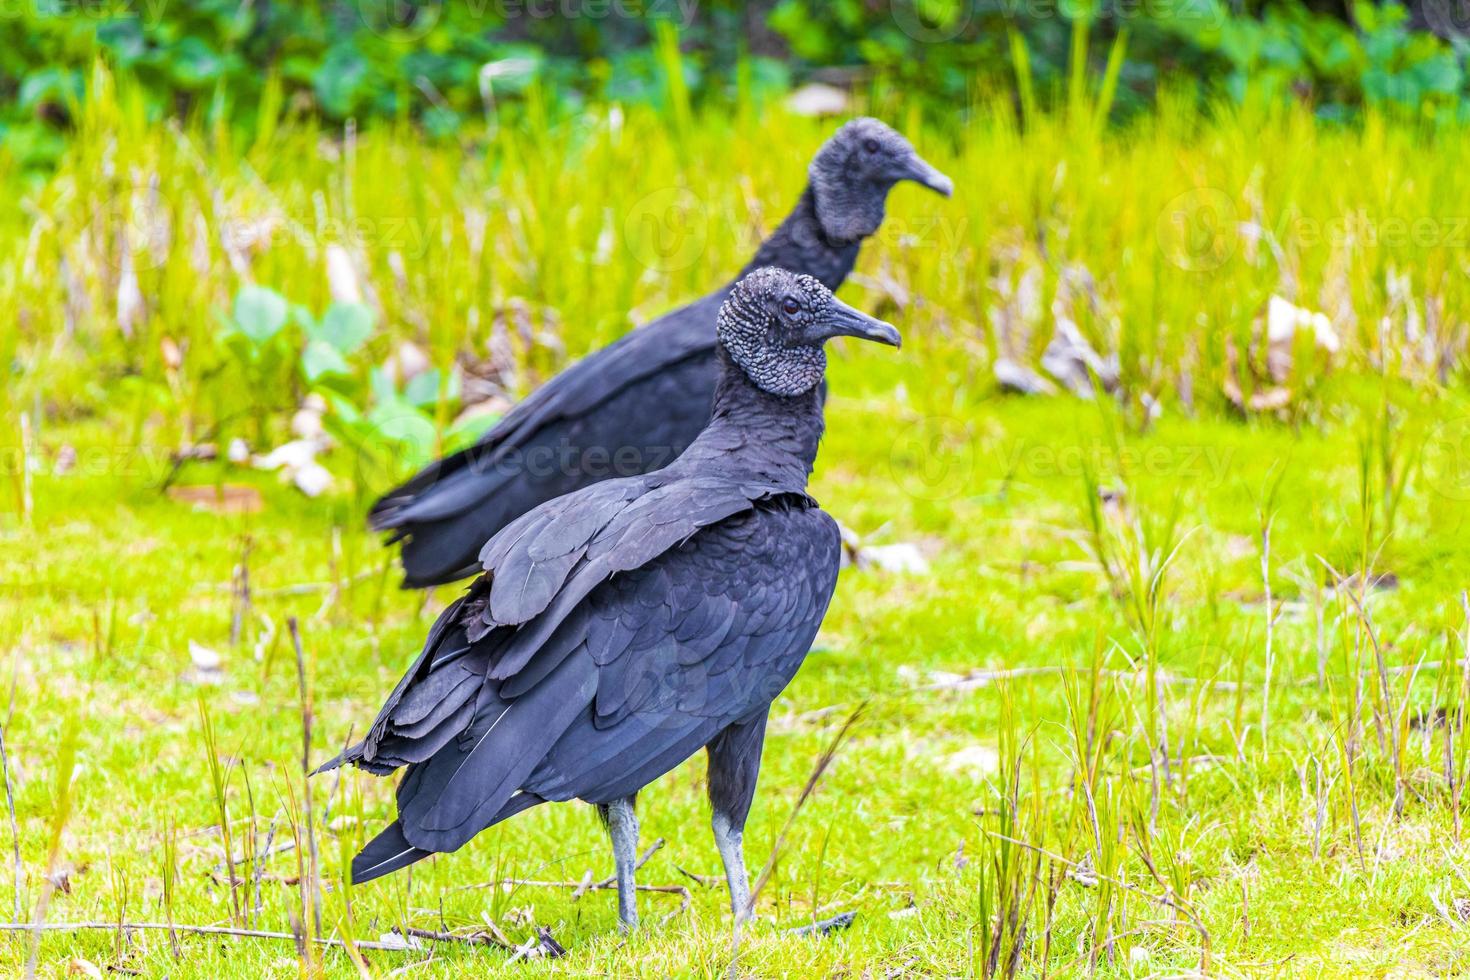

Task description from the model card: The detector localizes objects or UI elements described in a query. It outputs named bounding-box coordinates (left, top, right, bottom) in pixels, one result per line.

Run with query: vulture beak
left=899, top=152, right=954, bottom=197
left=816, top=298, right=902, bottom=349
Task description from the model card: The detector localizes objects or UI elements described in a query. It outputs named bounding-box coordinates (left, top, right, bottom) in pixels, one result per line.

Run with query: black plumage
left=370, top=118, right=950, bottom=587
left=319, top=267, right=902, bottom=928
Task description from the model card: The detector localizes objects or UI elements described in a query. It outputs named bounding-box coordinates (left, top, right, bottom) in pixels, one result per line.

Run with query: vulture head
left=807, top=117, right=953, bottom=243
left=718, top=267, right=900, bottom=397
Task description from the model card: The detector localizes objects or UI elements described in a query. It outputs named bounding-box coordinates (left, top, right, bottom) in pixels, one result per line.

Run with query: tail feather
left=351, top=821, right=432, bottom=884
left=351, top=793, right=547, bottom=885
left=312, top=741, right=364, bottom=777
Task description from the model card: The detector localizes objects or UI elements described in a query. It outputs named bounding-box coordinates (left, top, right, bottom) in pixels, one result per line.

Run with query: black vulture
left=318, top=267, right=901, bottom=929
left=370, top=118, right=949, bottom=587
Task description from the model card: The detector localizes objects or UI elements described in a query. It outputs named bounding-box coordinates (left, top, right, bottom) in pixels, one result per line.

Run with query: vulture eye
left=781, top=297, right=801, bottom=315
left=862, top=138, right=880, bottom=154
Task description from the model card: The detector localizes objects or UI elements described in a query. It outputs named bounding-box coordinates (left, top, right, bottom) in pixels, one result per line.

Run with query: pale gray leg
left=706, top=712, right=769, bottom=924
left=712, top=810, right=752, bottom=922
left=604, top=796, right=640, bottom=930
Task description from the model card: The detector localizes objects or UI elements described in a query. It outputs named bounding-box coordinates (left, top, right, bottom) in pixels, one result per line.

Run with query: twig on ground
left=536, top=926, right=566, bottom=957
left=395, top=925, right=506, bottom=949
left=786, top=911, right=856, bottom=936
left=568, top=870, right=595, bottom=900
left=229, top=536, right=253, bottom=647
left=675, top=866, right=721, bottom=888
left=454, top=838, right=666, bottom=894
left=0, top=920, right=413, bottom=951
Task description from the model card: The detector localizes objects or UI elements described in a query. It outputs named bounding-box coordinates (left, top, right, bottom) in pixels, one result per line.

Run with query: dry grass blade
left=23, top=715, right=80, bottom=980
left=288, top=618, right=322, bottom=942
left=750, top=702, right=867, bottom=912
left=0, top=719, right=21, bottom=922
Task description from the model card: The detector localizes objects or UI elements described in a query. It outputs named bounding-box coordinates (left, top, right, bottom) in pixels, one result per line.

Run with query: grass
left=2, top=69, right=1470, bottom=975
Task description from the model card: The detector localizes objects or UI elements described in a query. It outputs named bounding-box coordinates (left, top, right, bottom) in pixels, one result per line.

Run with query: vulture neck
left=741, top=186, right=862, bottom=292
left=689, top=346, right=825, bottom=492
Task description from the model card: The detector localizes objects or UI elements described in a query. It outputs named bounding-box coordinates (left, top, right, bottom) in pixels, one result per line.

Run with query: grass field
left=4, top=72, right=1470, bottom=976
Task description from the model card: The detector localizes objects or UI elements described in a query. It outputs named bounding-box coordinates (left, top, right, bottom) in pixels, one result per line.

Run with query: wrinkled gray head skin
left=808, top=117, right=953, bottom=242
left=718, top=267, right=901, bottom=397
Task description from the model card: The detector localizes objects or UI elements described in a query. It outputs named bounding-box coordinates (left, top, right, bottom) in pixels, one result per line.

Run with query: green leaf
left=402, top=368, right=445, bottom=408
left=314, top=44, right=369, bottom=118
left=445, top=409, right=501, bottom=451
left=322, top=391, right=363, bottom=426
left=366, top=403, right=437, bottom=459
left=233, top=285, right=288, bottom=344
left=301, top=340, right=351, bottom=382
left=169, top=37, right=227, bottom=90
left=317, top=302, right=375, bottom=354
left=369, top=365, right=398, bottom=406
left=290, top=303, right=317, bottom=332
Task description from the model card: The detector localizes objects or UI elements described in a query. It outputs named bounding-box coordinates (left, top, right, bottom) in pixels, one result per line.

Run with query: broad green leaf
left=302, top=340, right=351, bottom=382
left=369, top=365, right=398, bottom=406
left=445, top=410, right=501, bottom=451
left=318, top=302, right=375, bottom=354
left=403, top=368, right=445, bottom=408
left=367, top=403, right=436, bottom=459
left=233, top=285, right=288, bottom=343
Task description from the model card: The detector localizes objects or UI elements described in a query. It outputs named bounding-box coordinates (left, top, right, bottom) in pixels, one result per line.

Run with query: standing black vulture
left=318, top=267, right=901, bottom=929
left=370, top=117, right=949, bottom=587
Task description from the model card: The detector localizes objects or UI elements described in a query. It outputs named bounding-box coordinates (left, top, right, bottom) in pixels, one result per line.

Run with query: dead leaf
left=786, top=83, right=850, bottom=117
left=994, top=358, right=1056, bottom=396
left=160, top=336, right=183, bottom=371
left=185, top=640, right=225, bottom=685
left=67, top=958, right=103, bottom=979
left=166, top=484, right=263, bottom=514
left=861, top=543, right=930, bottom=575
left=326, top=244, right=362, bottom=304
left=943, top=745, right=1000, bottom=778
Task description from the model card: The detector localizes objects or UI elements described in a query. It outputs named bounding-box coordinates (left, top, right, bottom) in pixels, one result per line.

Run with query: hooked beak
left=898, top=152, right=954, bottom=197
left=815, top=298, right=902, bottom=349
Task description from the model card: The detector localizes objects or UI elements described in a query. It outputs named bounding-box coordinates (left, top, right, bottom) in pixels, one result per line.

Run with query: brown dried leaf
left=166, top=484, right=264, bottom=514
left=67, top=958, right=103, bottom=979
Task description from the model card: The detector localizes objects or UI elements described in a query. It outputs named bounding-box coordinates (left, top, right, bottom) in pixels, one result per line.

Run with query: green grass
left=3, top=71, right=1470, bottom=975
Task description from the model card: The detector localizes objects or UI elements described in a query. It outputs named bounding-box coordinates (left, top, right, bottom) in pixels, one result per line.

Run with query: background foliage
left=5, top=0, right=1470, bottom=170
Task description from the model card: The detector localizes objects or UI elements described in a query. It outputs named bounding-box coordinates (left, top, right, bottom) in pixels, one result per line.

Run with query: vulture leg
left=707, top=711, right=769, bottom=923
left=601, top=796, right=641, bottom=930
